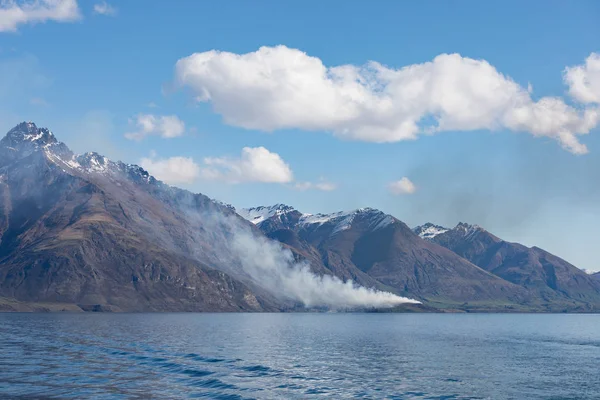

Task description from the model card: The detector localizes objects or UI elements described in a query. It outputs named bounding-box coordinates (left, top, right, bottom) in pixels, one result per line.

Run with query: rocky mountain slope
left=0, top=122, right=280, bottom=312
left=239, top=205, right=533, bottom=309
left=414, top=222, right=600, bottom=308
left=2, top=122, right=598, bottom=312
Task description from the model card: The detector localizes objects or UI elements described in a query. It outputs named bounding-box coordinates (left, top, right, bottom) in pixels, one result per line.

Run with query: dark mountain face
left=0, top=122, right=279, bottom=312
left=240, top=206, right=530, bottom=308
left=418, top=222, right=600, bottom=307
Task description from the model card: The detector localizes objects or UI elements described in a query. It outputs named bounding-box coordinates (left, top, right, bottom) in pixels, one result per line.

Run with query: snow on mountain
left=452, top=222, right=487, bottom=240
left=414, top=222, right=488, bottom=241
left=413, top=223, right=450, bottom=239
left=76, top=152, right=110, bottom=172
left=237, top=204, right=297, bottom=225
left=238, top=205, right=396, bottom=235
left=2, top=123, right=243, bottom=222
left=299, top=210, right=354, bottom=227
left=1, top=122, right=63, bottom=159
left=6, top=121, right=56, bottom=145
left=299, top=208, right=395, bottom=233
left=0, top=122, right=169, bottom=187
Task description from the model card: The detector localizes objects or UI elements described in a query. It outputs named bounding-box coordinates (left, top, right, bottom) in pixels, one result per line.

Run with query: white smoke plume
left=209, top=212, right=420, bottom=309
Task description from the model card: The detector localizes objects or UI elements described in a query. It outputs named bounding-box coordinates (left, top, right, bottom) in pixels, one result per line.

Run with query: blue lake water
left=0, top=313, right=599, bottom=399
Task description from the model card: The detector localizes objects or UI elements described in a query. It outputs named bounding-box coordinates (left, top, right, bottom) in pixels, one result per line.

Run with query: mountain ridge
left=415, top=221, right=600, bottom=307
left=239, top=205, right=537, bottom=309
left=2, top=122, right=599, bottom=312
left=0, top=122, right=283, bottom=311
left=242, top=205, right=600, bottom=311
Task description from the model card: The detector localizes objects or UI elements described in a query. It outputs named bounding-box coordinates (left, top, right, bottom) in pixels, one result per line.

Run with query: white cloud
left=564, top=52, right=600, bottom=104
left=174, top=46, right=599, bottom=155
left=139, top=147, right=294, bottom=186
left=124, top=114, right=185, bottom=141
left=202, top=146, right=293, bottom=184
left=140, top=155, right=200, bottom=185
left=93, top=1, right=116, bottom=16
left=388, top=177, right=416, bottom=195
left=294, top=179, right=337, bottom=191
left=0, top=0, right=81, bottom=32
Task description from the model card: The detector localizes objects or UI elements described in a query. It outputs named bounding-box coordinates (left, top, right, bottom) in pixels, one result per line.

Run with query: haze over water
left=1, top=313, right=599, bottom=399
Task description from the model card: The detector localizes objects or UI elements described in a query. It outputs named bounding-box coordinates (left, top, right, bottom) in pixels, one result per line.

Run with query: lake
left=0, top=313, right=598, bottom=399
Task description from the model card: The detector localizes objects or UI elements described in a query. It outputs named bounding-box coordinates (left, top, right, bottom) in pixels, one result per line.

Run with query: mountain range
left=417, top=222, right=600, bottom=307
left=0, top=122, right=599, bottom=312
left=240, top=205, right=600, bottom=312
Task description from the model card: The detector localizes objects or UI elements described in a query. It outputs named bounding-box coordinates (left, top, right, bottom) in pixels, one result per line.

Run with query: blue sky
left=1, top=0, right=599, bottom=271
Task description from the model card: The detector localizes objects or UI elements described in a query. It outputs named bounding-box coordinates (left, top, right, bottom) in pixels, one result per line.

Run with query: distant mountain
left=0, top=122, right=280, bottom=312
left=415, top=222, right=600, bottom=308
left=240, top=205, right=531, bottom=309
left=240, top=205, right=393, bottom=291
left=2, top=122, right=598, bottom=312
left=413, top=223, right=449, bottom=240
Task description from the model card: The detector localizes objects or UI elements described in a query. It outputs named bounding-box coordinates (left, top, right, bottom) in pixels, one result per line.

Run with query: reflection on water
left=1, top=313, right=599, bottom=399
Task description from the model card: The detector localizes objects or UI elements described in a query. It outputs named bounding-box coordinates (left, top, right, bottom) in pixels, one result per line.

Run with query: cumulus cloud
left=174, top=46, right=599, bottom=154
left=388, top=177, right=416, bottom=195
left=294, top=179, right=337, bottom=191
left=0, top=0, right=80, bottom=32
left=564, top=52, right=600, bottom=104
left=140, top=155, right=200, bottom=184
left=139, top=147, right=296, bottom=186
left=93, top=1, right=116, bottom=16
left=202, top=146, right=293, bottom=184
left=124, top=114, right=185, bottom=141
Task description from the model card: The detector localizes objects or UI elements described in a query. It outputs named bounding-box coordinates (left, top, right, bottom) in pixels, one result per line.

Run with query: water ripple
left=0, top=313, right=599, bottom=399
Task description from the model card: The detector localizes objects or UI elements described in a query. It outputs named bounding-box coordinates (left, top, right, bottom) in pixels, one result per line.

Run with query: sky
left=0, top=0, right=599, bottom=271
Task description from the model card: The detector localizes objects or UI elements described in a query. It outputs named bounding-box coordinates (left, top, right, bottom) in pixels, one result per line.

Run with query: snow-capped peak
left=1, top=122, right=163, bottom=187
left=300, top=207, right=395, bottom=234
left=1, top=122, right=59, bottom=153
left=454, top=222, right=484, bottom=237
left=3, top=122, right=57, bottom=146
left=0, top=122, right=71, bottom=170
left=413, top=223, right=449, bottom=239
left=239, top=205, right=396, bottom=236
left=237, top=204, right=297, bottom=225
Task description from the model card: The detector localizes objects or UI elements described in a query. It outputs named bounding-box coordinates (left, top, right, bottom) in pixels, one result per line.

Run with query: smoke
left=201, top=210, right=419, bottom=309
